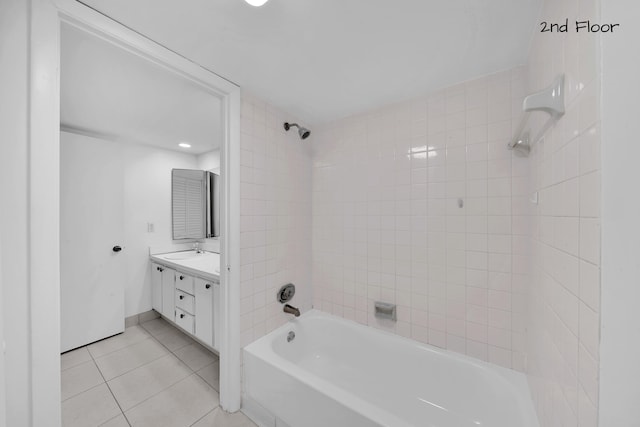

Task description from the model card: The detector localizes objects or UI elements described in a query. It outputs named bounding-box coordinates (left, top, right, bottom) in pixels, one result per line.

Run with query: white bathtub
left=243, top=310, right=538, bottom=427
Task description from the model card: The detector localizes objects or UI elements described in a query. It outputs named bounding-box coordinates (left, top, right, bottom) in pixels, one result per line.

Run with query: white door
left=60, top=132, right=125, bottom=352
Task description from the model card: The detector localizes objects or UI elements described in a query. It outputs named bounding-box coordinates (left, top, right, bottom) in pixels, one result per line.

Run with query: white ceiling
left=80, top=0, right=541, bottom=126
left=61, top=23, right=222, bottom=154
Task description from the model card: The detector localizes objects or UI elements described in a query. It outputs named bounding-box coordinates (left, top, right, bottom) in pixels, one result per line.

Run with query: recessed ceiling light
left=244, top=0, right=269, bottom=6
left=178, top=142, right=191, bottom=148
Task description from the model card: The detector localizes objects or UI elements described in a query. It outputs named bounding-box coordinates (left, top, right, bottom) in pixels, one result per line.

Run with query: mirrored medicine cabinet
left=171, top=168, right=220, bottom=240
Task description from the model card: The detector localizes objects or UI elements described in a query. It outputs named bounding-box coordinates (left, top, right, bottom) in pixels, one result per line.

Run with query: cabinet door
left=194, top=277, right=215, bottom=347
left=151, top=263, right=163, bottom=312
left=161, top=267, right=175, bottom=319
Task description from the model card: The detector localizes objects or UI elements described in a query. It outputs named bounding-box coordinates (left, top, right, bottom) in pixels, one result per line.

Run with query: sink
left=162, top=251, right=202, bottom=260
left=152, top=250, right=220, bottom=277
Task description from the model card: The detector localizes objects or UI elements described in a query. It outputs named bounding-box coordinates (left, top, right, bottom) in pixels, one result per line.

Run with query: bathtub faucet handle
left=283, top=304, right=301, bottom=317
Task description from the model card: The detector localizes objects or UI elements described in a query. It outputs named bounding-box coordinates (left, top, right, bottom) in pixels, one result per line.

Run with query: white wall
left=61, top=131, right=201, bottom=317
left=0, top=0, right=33, bottom=424
left=599, top=2, right=640, bottom=425
left=198, top=149, right=220, bottom=172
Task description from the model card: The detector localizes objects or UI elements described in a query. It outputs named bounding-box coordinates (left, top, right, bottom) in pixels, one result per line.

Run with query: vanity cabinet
left=150, top=262, right=219, bottom=350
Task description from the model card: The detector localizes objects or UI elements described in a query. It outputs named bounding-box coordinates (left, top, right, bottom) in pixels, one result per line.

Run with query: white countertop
left=150, top=250, right=220, bottom=280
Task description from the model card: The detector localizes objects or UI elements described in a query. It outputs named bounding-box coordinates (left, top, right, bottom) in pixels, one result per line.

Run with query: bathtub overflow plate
left=277, top=283, right=296, bottom=303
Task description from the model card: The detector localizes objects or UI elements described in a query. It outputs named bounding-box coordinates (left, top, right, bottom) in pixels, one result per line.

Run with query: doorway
left=30, top=0, right=242, bottom=423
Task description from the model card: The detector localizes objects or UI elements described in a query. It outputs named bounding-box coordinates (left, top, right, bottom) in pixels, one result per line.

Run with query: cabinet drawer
left=175, top=308, right=194, bottom=334
left=175, top=272, right=194, bottom=294
left=175, top=289, right=195, bottom=315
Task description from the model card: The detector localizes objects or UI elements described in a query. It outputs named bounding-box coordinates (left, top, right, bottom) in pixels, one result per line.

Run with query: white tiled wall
left=524, top=0, right=601, bottom=425
left=311, top=68, right=528, bottom=370
left=239, top=93, right=313, bottom=347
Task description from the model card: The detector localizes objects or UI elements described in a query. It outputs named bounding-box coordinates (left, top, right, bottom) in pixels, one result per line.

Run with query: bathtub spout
left=283, top=304, right=300, bottom=317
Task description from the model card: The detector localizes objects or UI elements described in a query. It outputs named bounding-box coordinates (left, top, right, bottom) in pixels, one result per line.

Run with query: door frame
left=30, top=0, right=242, bottom=422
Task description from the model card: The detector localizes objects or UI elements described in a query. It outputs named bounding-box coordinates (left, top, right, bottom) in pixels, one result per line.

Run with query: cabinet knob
left=205, top=284, right=211, bottom=289
left=180, top=314, right=185, bottom=319
left=157, top=267, right=163, bottom=272
left=179, top=295, right=184, bottom=300
left=179, top=275, right=184, bottom=280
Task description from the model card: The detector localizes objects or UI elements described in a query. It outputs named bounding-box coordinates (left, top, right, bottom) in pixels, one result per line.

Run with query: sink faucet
left=283, top=304, right=300, bottom=317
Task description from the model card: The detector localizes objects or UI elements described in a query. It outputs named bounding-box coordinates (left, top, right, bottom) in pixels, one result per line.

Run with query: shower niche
left=172, top=168, right=220, bottom=240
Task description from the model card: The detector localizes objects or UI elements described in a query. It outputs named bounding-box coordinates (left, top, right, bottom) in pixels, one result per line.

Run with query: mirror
left=172, top=169, right=219, bottom=240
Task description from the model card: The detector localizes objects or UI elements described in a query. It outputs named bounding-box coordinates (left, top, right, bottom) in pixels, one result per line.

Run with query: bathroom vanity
left=150, top=250, right=221, bottom=351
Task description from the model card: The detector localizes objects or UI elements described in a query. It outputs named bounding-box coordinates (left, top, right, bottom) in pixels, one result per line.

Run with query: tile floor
left=61, top=316, right=257, bottom=427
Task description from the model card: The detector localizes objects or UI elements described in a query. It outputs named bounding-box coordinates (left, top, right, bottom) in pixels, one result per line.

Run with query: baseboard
left=241, top=395, right=276, bottom=427
left=125, top=309, right=160, bottom=328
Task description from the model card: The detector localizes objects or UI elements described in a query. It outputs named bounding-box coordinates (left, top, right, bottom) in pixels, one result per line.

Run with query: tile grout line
left=148, top=319, right=222, bottom=392
left=86, top=325, right=152, bottom=359
left=193, top=360, right=221, bottom=392
left=92, top=345, right=132, bottom=427
left=108, top=319, right=217, bottom=418
left=91, top=318, right=220, bottom=422
left=60, top=359, right=107, bottom=403
left=140, top=317, right=221, bottom=374
left=117, top=372, right=210, bottom=422
left=87, top=325, right=168, bottom=426
left=61, top=321, right=205, bottom=426
left=97, top=340, right=169, bottom=382
left=188, top=408, right=218, bottom=427
left=139, top=321, right=197, bottom=373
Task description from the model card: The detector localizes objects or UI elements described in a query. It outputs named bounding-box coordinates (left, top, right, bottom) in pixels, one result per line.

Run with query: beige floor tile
left=95, top=338, right=169, bottom=380
left=61, top=346, right=93, bottom=371
left=195, top=361, right=219, bottom=391
left=62, top=383, right=121, bottom=427
left=140, top=318, right=174, bottom=337
left=88, top=326, right=151, bottom=359
left=108, top=354, right=192, bottom=411
left=125, top=374, right=219, bottom=427
left=153, top=325, right=195, bottom=352
left=191, top=408, right=257, bottom=427
left=99, top=414, right=130, bottom=427
left=62, top=360, right=105, bottom=401
left=173, top=343, right=218, bottom=372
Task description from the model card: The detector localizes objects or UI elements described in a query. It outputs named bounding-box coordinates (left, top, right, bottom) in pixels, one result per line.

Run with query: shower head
left=283, top=122, right=311, bottom=140
left=508, top=132, right=531, bottom=157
